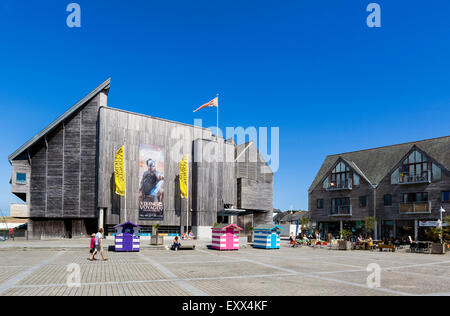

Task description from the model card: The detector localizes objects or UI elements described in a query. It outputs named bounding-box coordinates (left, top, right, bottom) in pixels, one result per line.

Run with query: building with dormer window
left=308, top=136, right=450, bottom=242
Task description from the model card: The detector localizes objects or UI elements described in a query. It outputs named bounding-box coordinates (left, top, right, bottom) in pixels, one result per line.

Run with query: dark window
left=384, top=194, right=392, bottom=206
left=359, top=196, right=367, bottom=207
left=443, top=191, right=450, bottom=203
left=329, top=161, right=351, bottom=189
left=403, top=192, right=428, bottom=203
left=16, top=173, right=26, bottom=184
left=330, top=197, right=351, bottom=214
left=317, top=199, right=323, bottom=209
left=399, top=150, right=430, bottom=182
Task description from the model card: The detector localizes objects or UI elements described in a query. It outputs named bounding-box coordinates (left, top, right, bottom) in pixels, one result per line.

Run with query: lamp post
left=440, top=206, right=446, bottom=244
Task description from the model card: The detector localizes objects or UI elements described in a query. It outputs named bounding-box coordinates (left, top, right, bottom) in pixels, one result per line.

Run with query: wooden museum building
left=8, top=79, right=274, bottom=239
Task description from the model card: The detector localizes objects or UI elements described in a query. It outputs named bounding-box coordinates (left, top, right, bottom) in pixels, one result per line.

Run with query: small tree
left=444, top=216, right=450, bottom=242
left=300, top=217, right=310, bottom=230
left=428, top=216, right=450, bottom=243
left=152, top=224, right=160, bottom=235
left=213, top=222, right=220, bottom=228
left=340, top=229, right=352, bottom=241
left=363, top=216, right=376, bottom=236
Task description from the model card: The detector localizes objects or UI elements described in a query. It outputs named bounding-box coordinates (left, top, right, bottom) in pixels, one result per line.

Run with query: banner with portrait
left=138, top=144, right=165, bottom=220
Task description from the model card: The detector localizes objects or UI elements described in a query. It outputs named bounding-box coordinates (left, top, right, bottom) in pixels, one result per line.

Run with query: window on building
left=442, top=191, right=450, bottom=203
left=353, top=173, right=360, bottom=186
left=432, top=163, right=442, bottom=181
left=317, top=199, right=323, bottom=209
left=329, top=161, right=351, bottom=189
left=403, top=192, right=428, bottom=203
left=384, top=194, right=392, bottom=206
left=399, top=150, right=429, bottom=182
left=16, top=173, right=26, bottom=184
left=331, top=197, right=350, bottom=211
left=359, top=196, right=367, bottom=207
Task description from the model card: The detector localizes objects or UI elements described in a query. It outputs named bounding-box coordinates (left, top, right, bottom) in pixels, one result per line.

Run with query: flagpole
left=216, top=94, right=219, bottom=142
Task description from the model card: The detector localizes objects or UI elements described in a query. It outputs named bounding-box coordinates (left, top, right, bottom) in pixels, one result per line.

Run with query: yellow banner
left=114, top=146, right=125, bottom=196
left=179, top=155, right=188, bottom=199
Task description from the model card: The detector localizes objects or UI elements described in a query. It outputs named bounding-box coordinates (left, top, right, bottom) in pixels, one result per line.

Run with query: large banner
left=114, top=146, right=125, bottom=196
left=138, top=144, right=165, bottom=220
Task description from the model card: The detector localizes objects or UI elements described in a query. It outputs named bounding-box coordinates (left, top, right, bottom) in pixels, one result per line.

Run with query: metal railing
left=326, top=179, right=352, bottom=191
left=328, top=205, right=352, bottom=216
left=399, top=201, right=431, bottom=214
left=398, top=170, right=431, bottom=184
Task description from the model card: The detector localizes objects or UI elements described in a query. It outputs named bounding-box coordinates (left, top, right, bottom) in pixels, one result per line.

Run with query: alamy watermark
left=169, top=119, right=280, bottom=173
left=66, top=3, right=81, bottom=28
left=366, top=263, right=381, bottom=288
left=66, top=263, right=81, bottom=288
left=366, top=3, right=381, bottom=28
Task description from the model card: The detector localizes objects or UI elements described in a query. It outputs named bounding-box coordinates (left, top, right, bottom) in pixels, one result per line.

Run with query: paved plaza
left=0, top=242, right=449, bottom=296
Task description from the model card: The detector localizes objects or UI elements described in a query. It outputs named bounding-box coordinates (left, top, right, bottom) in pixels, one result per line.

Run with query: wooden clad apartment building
left=308, top=137, right=450, bottom=242
left=8, top=79, right=273, bottom=239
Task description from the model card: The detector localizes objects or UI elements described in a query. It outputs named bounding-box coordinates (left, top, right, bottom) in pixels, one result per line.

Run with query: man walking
left=90, top=228, right=108, bottom=261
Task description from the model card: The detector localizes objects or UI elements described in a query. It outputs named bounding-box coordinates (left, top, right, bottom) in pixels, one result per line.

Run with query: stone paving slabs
left=0, top=245, right=449, bottom=296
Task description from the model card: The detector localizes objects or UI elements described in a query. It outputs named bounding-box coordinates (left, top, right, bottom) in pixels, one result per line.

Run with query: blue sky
left=0, top=0, right=449, bottom=215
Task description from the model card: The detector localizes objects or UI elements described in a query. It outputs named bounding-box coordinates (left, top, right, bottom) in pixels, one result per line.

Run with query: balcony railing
left=399, top=201, right=431, bottom=214
left=328, top=205, right=352, bottom=216
left=326, top=179, right=352, bottom=191
left=397, top=170, right=431, bottom=184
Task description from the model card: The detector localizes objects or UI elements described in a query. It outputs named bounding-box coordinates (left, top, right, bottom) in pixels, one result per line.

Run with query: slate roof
left=309, top=136, right=450, bottom=193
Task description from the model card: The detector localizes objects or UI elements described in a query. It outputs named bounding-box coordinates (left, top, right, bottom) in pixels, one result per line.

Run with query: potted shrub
left=338, top=229, right=353, bottom=250
left=427, top=227, right=445, bottom=254
left=248, top=227, right=254, bottom=243
left=151, top=224, right=163, bottom=245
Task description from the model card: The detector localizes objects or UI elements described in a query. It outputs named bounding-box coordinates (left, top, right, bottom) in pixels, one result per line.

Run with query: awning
left=218, top=209, right=247, bottom=216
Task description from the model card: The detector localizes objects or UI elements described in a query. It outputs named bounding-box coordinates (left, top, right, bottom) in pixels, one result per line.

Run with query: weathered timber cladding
left=235, top=142, right=274, bottom=213
left=11, top=160, right=30, bottom=203
left=309, top=140, right=450, bottom=226
left=28, top=94, right=102, bottom=219
left=309, top=179, right=373, bottom=222
left=98, top=107, right=225, bottom=227
left=376, top=166, right=450, bottom=221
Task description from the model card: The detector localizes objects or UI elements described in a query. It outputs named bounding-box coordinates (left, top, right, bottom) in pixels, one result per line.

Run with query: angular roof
left=309, top=136, right=450, bottom=193
left=211, top=223, right=242, bottom=230
left=254, top=224, right=285, bottom=231
left=8, top=78, right=111, bottom=163
left=114, top=221, right=142, bottom=229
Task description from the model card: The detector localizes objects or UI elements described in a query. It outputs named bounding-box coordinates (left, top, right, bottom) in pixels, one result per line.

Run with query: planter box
left=338, top=240, right=352, bottom=250
left=431, top=243, right=446, bottom=254
left=151, top=235, right=164, bottom=245
left=247, top=235, right=253, bottom=243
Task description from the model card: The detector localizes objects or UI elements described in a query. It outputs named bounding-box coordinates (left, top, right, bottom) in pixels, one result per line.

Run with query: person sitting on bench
left=172, top=236, right=181, bottom=251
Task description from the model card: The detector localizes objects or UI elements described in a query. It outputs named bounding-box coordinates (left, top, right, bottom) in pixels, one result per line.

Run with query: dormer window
left=324, top=161, right=358, bottom=190
left=392, top=150, right=441, bottom=184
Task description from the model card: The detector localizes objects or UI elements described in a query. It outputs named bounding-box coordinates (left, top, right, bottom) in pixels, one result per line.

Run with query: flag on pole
left=114, top=146, right=126, bottom=196
left=179, top=155, right=189, bottom=199
left=193, top=97, right=218, bottom=112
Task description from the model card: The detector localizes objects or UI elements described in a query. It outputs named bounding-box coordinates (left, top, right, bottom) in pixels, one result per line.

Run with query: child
left=90, top=233, right=96, bottom=254
left=172, top=236, right=181, bottom=251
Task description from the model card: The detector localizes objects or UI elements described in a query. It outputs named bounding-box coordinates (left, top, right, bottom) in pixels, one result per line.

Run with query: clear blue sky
left=1, top=0, right=449, bottom=215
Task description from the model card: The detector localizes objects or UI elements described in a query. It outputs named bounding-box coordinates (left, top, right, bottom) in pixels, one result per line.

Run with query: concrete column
left=374, top=220, right=378, bottom=240
left=393, top=220, right=397, bottom=239
left=414, top=220, right=419, bottom=241
left=98, top=208, right=104, bottom=230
